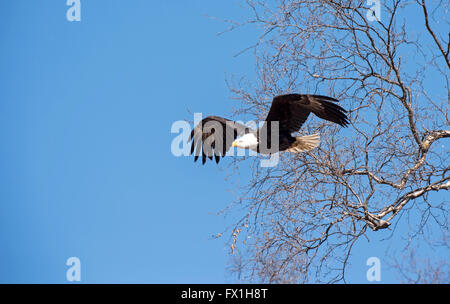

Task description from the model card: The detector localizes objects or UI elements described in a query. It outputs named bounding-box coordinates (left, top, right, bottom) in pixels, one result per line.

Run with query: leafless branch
left=221, top=0, right=449, bottom=283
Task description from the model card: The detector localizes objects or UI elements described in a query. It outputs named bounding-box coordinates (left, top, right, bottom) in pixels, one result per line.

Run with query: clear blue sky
left=0, top=1, right=446, bottom=283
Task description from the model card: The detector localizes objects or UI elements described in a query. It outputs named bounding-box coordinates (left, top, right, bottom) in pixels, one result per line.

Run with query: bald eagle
left=189, top=94, right=349, bottom=164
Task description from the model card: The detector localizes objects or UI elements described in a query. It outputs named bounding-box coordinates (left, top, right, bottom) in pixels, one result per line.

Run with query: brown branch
left=420, top=0, right=450, bottom=69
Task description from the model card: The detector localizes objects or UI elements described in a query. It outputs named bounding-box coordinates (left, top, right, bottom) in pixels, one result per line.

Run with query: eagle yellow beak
left=232, top=141, right=238, bottom=147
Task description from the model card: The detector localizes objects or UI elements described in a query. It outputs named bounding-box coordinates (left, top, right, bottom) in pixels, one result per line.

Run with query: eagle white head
left=232, top=133, right=258, bottom=150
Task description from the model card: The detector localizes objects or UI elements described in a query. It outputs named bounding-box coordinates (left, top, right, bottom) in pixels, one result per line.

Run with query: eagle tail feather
left=286, top=133, right=320, bottom=153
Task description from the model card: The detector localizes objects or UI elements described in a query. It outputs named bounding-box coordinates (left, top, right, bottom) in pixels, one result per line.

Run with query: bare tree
left=219, top=0, right=449, bottom=283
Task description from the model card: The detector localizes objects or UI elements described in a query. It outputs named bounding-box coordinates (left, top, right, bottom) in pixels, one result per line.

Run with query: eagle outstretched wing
left=264, top=94, right=349, bottom=133
left=188, top=116, right=251, bottom=164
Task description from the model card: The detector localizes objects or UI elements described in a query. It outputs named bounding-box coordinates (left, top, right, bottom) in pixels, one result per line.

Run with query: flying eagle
left=189, top=94, right=349, bottom=164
